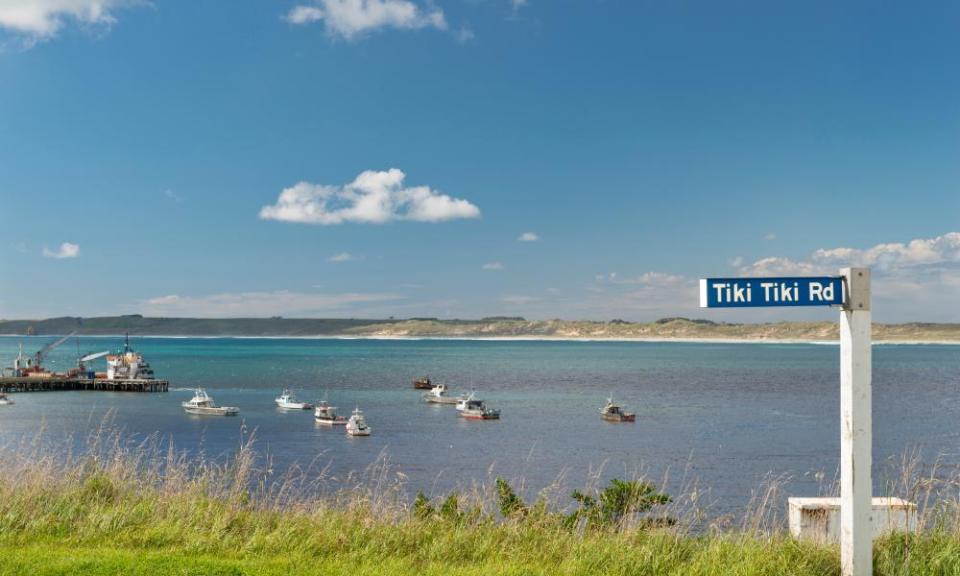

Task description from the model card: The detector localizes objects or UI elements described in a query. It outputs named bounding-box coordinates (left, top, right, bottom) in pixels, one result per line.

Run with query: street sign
left=697, top=268, right=873, bottom=576
left=699, top=276, right=843, bottom=308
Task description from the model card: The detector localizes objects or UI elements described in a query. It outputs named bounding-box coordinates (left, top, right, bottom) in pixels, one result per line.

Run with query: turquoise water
left=1, top=336, right=958, bottom=514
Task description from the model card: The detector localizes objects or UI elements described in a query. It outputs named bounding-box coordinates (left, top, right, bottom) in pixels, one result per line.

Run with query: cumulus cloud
left=517, top=232, right=539, bottom=242
left=260, top=169, right=480, bottom=225
left=764, top=232, right=777, bottom=241
left=482, top=262, right=503, bottom=270
left=141, top=290, right=401, bottom=317
left=327, top=252, right=355, bottom=262
left=739, top=232, right=960, bottom=276
left=0, top=0, right=137, bottom=43
left=284, top=0, right=446, bottom=39
left=42, top=242, right=80, bottom=259
left=734, top=232, right=960, bottom=321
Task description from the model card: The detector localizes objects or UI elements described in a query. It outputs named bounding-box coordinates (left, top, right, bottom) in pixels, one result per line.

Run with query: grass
left=0, top=428, right=958, bottom=575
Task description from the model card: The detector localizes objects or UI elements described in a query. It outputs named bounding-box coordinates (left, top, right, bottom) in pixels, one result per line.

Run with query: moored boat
left=458, top=398, right=500, bottom=420
left=314, top=400, right=347, bottom=425
left=182, top=389, right=239, bottom=416
left=455, top=391, right=476, bottom=412
left=413, top=376, right=433, bottom=390
left=600, top=397, right=635, bottom=422
left=423, top=383, right=462, bottom=405
left=275, top=389, right=313, bottom=410
left=106, top=334, right=157, bottom=381
left=346, top=407, right=371, bottom=436
left=0, top=392, right=13, bottom=406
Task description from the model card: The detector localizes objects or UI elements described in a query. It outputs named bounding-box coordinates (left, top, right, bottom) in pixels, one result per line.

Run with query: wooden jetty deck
left=0, top=377, right=169, bottom=393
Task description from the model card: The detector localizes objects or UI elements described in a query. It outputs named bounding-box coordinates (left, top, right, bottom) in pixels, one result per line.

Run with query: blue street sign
left=699, top=276, right=844, bottom=308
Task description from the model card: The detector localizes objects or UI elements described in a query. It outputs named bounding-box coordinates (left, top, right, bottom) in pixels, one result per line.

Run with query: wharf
left=0, top=377, right=169, bottom=393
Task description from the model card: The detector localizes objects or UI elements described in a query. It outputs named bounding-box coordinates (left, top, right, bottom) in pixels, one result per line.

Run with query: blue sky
left=1, top=0, right=958, bottom=322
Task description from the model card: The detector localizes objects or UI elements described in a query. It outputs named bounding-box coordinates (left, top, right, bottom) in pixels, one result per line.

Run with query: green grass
left=0, top=432, right=957, bottom=575
left=0, top=477, right=956, bottom=575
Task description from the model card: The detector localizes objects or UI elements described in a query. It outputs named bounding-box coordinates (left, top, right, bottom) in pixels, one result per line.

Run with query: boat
left=455, top=391, right=476, bottom=412
left=413, top=376, right=433, bottom=390
left=275, top=389, right=313, bottom=410
left=314, top=400, right=347, bottom=425
left=458, top=398, right=500, bottom=420
left=423, top=383, right=463, bottom=405
left=346, top=407, right=371, bottom=436
left=0, top=392, right=13, bottom=406
left=600, top=397, right=635, bottom=422
left=182, top=389, right=239, bottom=416
left=106, top=334, right=156, bottom=380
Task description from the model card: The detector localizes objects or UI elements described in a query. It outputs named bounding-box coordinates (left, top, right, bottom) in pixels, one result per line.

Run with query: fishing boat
left=455, top=391, right=476, bottom=412
left=458, top=398, right=500, bottom=420
left=413, top=376, right=433, bottom=390
left=346, top=407, right=371, bottom=436
left=182, top=389, right=239, bottom=416
left=0, top=392, right=13, bottom=406
left=275, top=389, right=313, bottom=410
left=314, top=400, right=347, bottom=425
left=423, top=383, right=462, bottom=405
left=600, top=398, right=635, bottom=422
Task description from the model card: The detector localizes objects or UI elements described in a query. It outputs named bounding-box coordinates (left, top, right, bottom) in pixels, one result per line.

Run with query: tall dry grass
left=0, top=418, right=958, bottom=575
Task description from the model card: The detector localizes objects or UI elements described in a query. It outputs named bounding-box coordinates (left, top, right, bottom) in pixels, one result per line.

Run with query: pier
left=0, top=377, right=169, bottom=393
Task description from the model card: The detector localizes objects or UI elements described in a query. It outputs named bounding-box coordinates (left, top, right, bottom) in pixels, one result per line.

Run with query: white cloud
left=740, top=232, right=960, bottom=276
left=482, top=261, right=503, bottom=270
left=163, top=189, right=183, bottom=203
left=141, top=290, right=401, bottom=317
left=511, top=0, right=528, bottom=9
left=455, top=26, right=474, bottom=43
left=284, top=0, right=446, bottom=39
left=764, top=232, right=777, bottom=241
left=42, top=242, right=79, bottom=259
left=0, top=0, right=137, bottom=43
left=286, top=5, right=324, bottom=24
left=517, top=232, right=539, bottom=242
left=595, top=271, right=685, bottom=286
left=259, top=169, right=480, bottom=225
left=328, top=252, right=355, bottom=262
left=736, top=232, right=960, bottom=321
left=738, top=256, right=824, bottom=276
left=501, top=295, right=538, bottom=305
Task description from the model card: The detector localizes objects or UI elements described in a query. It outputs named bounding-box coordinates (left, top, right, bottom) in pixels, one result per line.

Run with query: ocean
left=1, top=335, right=958, bottom=516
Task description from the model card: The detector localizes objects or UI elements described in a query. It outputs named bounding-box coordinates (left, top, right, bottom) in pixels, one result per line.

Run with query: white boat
left=182, top=389, right=239, bottom=416
left=423, top=383, right=462, bottom=405
left=458, top=398, right=500, bottom=420
left=0, top=393, right=13, bottom=406
left=346, top=407, right=371, bottom=436
left=275, top=389, right=313, bottom=410
left=314, top=400, right=347, bottom=425
left=600, top=397, right=636, bottom=422
left=106, top=335, right=156, bottom=380
left=455, top=391, right=476, bottom=412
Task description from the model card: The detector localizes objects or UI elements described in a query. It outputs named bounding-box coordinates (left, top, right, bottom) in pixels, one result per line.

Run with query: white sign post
left=840, top=267, right=872, bottom=576
left=700, top=269, right=873, bottom=576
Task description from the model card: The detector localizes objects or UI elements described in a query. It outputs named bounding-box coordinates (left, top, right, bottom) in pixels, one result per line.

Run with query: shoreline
left=1, top=333, right=959, bottom=345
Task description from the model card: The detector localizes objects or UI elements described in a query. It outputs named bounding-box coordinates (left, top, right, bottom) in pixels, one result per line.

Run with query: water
left=1, top=336, right=958, bottom=516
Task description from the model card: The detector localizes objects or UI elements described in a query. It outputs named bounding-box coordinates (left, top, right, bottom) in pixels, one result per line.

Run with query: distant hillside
left=1, top=315, right=960, bottom=342
left=0, top=315, right=401, bottom=337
